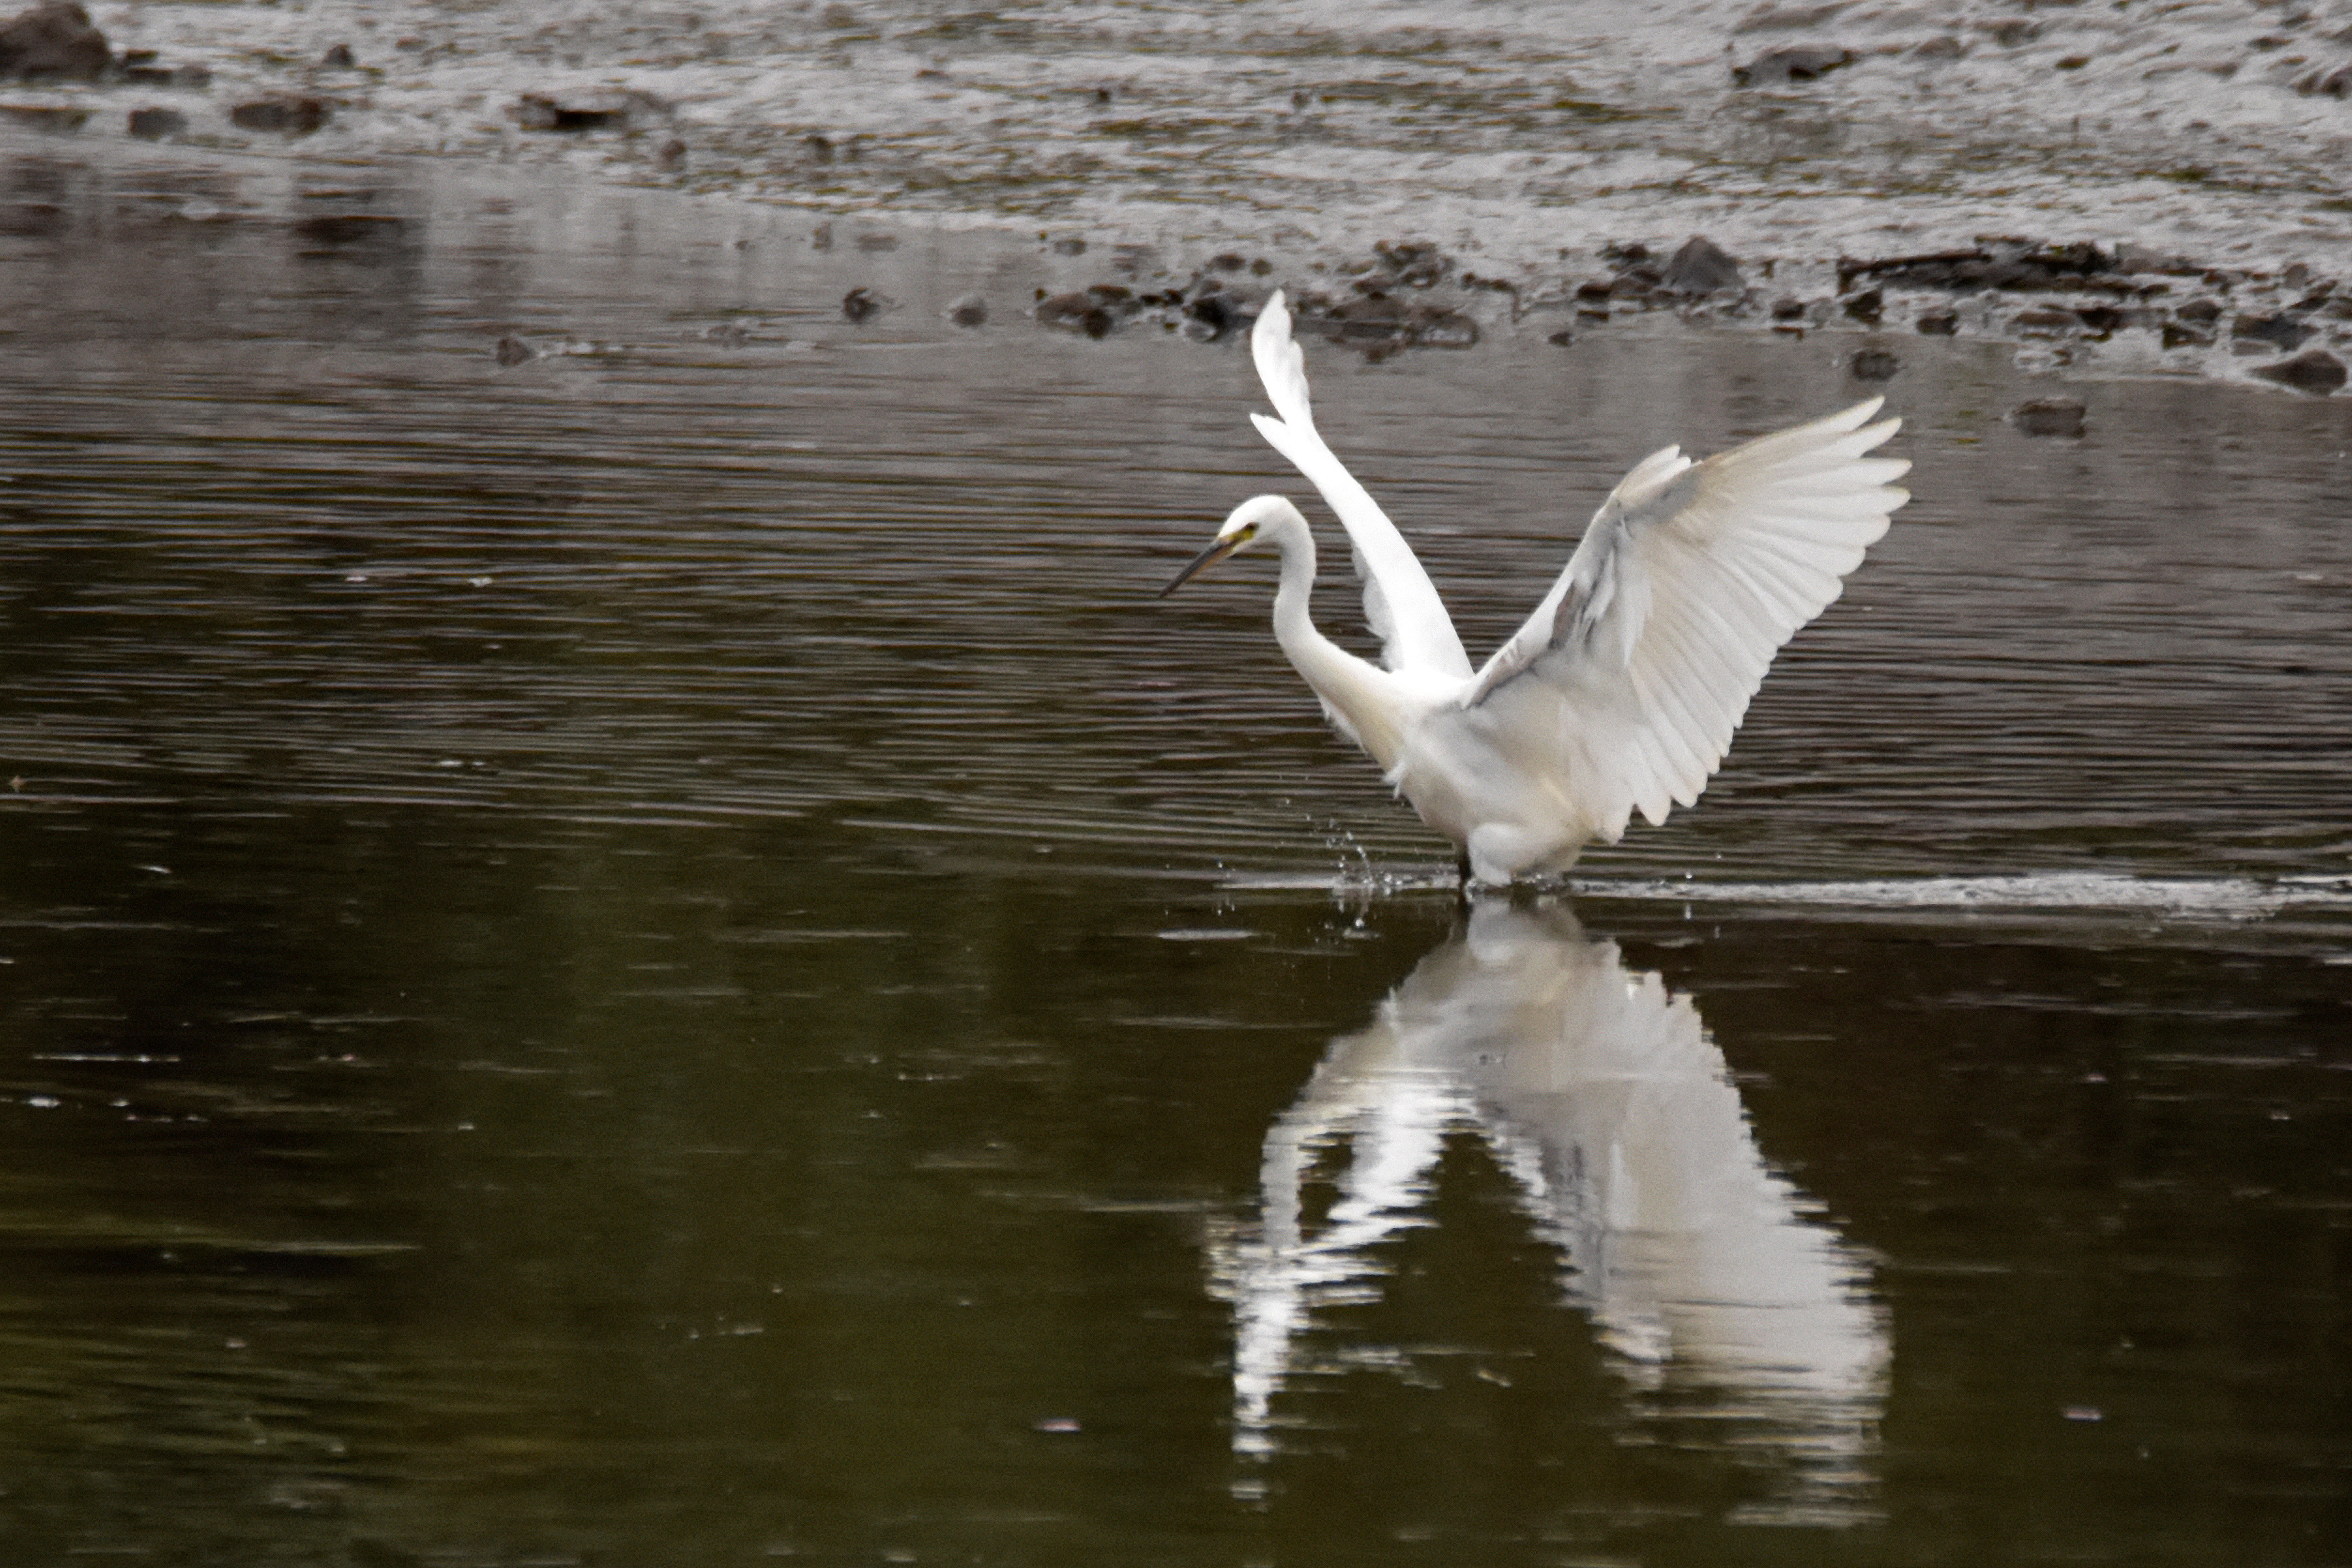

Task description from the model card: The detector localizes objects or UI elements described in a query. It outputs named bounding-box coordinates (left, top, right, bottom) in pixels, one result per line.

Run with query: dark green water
left=2, top=147, right=2348, bottom=1565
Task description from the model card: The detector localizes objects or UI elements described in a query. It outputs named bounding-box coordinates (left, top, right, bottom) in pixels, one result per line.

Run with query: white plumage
left=1163, top=290, right=1911, bottom=884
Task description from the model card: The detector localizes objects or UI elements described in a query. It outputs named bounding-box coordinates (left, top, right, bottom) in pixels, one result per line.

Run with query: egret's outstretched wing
left=1248, top=291, right=1473, bottom=680
left=1463, top=400, right=1909, bottom=840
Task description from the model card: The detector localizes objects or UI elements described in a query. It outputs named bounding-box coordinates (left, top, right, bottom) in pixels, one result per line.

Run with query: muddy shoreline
left=6, top=0, right=2350, bottom=396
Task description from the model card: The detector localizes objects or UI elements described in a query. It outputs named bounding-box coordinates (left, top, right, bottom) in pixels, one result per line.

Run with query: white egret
left=1163, top=290, right=1911, bottom=885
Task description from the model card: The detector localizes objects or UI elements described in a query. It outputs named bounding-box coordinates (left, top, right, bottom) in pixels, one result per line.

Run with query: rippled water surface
left=2, top=152, right=2348, bottom=1565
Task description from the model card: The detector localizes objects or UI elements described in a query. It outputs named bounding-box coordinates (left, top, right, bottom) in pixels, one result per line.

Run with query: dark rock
left=1982, top=18, right=2039, bottom=45
left=2233, top=313, right=2312, bottom=352
left=515, top=88, right=661, bottom=133
left=293, top=213, right=407, bottom=249
left=321, top=42, right=356, bottom=69
left=1184, top=289, right=1241, bottom=337
left=1732, top=46, right=1856, bottom=86
left=1912, top=34, right=1967, bottom=60
left=1849, top=348, right=1900, bottom=381
left=494, top=336, right=534, bottom=367
left=1330, top=291, right=1406, bottom=339
left=1049, top=236, right=1085, bottom=256
left=2055, top=54, right=2090, bottom=70
left=2174, top=296, right=2222, bottom=323
left=231, top=96, right=332, bottom=135
left=1840, top=241, right=2120, bottom=295
left=2074, top=305, right=2126, bottom=337
left=0, top=2, right=109, bottom=82
left=1915, top=309, right=1958, bottom=335
left=2250, top=350, right=2346, bottom=395
left=1842, top=287, right=1882, bottom=325
left=1409, top=308, right=1477, bottom=348
left=1576, top=280, right=1616, bottom=304
left=804, top=133, right=834, bottom=163
left=654, top=136, right=687, bottom=171
left=1660, top=235, right=1742, bottom=296
left=126, top=105, right=185, bottom=140
left=944, top=294, right=987, bottom=328
left=2113, top=241, right=2198, bottom=274
left=1369, top=239, right=1451, bottom=288
left=1207, top=252, right=1247, bottom=273
left=2012, top=307, right=2078, bottom=332
left=841, top=287, right=885, bottom=324
left=0, top=102, right=83, bottom=131
left=1770, top=296, right=1808, bottom=321
left=2011, top=397, right=2086, bottom=438
left=1546, top=328, right=1575, bottom=346
left=1036, top=291, right=1112, bottom=338
left=2160, top=322, right=2212, bottom=349
left=2293, top=63, right=2352, bottom=98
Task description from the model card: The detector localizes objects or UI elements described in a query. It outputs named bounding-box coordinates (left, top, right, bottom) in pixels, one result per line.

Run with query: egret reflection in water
left=1209, top=902, right=1888, bottom=1521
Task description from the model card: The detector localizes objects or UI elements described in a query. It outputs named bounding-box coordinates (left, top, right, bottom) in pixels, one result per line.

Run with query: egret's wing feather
left=1464, top=399, right=1909, bottom=840
left=1249, top=292, right=1472, bottom=679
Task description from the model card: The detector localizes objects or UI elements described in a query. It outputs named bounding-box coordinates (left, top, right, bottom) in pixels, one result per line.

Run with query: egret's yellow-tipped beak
left=1160, top=526, right=1254, bottom=597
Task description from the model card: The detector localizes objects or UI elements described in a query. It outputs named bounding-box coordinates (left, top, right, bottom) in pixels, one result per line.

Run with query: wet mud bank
left=5, top=0, right=2351, bottom=397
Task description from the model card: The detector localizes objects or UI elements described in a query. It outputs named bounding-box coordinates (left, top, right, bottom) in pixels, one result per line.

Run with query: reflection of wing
left=1247, top=291, right=1473, bottom=681
left=1453, top=403, right=1908, bottom=843
left=1210, top=902, right=1887, bottom=1516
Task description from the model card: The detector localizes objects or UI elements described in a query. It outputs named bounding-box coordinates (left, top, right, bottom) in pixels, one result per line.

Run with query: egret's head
left=1160, top=495, right=1293, bottom=597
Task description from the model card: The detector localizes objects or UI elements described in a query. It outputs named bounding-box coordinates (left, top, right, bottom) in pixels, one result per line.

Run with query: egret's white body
left=1165, top=292, right=1911, bottom=885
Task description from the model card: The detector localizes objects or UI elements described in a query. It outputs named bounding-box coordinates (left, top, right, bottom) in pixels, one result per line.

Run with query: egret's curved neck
left=1262, top=509, right=1325, bottom=663
left=1259, top=508, right=1401, bottom=763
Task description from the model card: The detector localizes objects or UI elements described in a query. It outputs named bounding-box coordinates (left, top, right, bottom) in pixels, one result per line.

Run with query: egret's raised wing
left=1464, top=399, right=1909, bottom=840
left=1248, top=291, right=1473, bottom=680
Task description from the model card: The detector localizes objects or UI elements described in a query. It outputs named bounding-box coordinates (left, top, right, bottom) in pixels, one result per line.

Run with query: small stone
left=514, top=88, right=661, bottom=133
left=1849, top=348, right=1900, bottom=381
left=654, top=136, right=687, bottom=171
left=1843, top=288, right=1883, bottom=325
left=0, top=2, right=111, bottom=82
left=2175, top=296, right=2223, bottom=324
left=1050, top=236, right=1085, bottom=256
left=1732, top=45, right=1856, bottom=86
left=2011, top=397, right=2086, bottom=438
left=1915, top=310, right=1958, bottom=336
left=2013, top=307, right=2078, bottom=332
left=2232, top=313, right=2312, bottom=352
left=230, top=96, right=331, bottom=135
left=494, top=336, right=533, bottom=366
left=1546, top=328, right=1575, bottom=346
left=125, top=105, right=184, bottom=140
left=1770, top=296, right=1808, bottom=321
left=320, top=42, right=356, bottom=69
left=1660, top=236, right=1742, bottom=296
left=2249, top=350, right=2346, bottom=395
left=0, top=102, right=83, bottom=131
left=1036, top=291, right=1112, bottom=338
left=2160, top=322, right=2213, bottom=349
left=1410, top=309, right=1478, bottom=348
left=841, top=287, right=885, bottom=324
left=944, top=293, right=987, bottom=328
left=2114, top=242, right=2196, bottom=275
